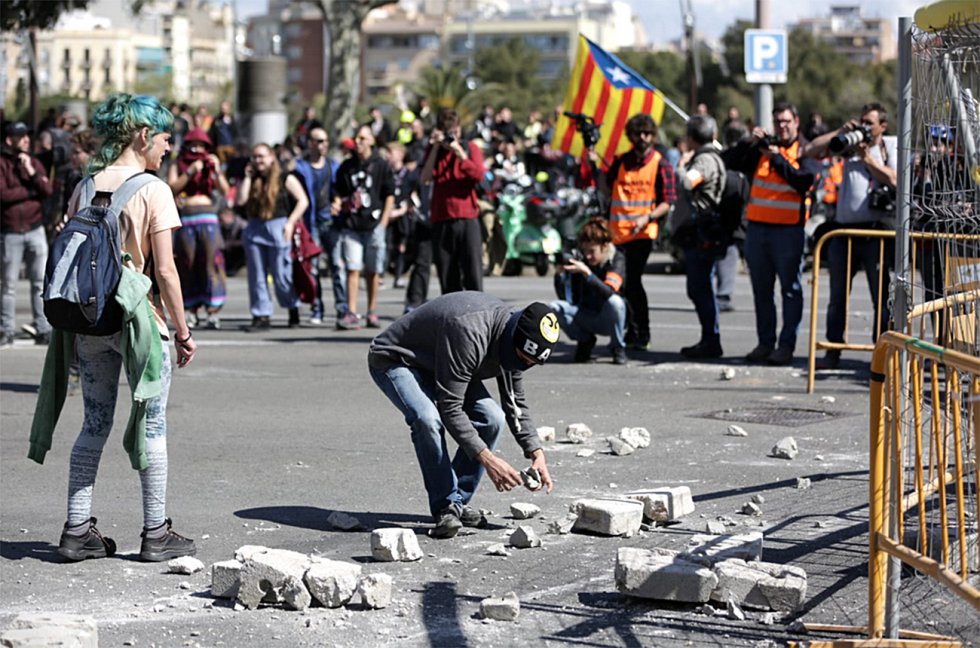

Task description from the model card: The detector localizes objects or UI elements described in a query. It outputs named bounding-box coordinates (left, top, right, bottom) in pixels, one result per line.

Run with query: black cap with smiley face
left=513, top=302, right=560, bottom=364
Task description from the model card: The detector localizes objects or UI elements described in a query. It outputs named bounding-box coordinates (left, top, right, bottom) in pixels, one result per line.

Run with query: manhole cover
left=694, top=406, right=852, bottom=428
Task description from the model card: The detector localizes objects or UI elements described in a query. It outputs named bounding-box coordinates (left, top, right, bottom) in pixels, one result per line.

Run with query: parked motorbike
left=497, top=176, right=563, bottom=276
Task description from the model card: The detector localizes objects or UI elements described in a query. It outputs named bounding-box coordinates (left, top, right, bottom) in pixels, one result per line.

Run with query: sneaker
left=288, top=307, right=300, bottom=329
left=626, top=337, right=650, bottom=351
left=767, top=346, right=794, bottom=366
left=393, top=278, right=407, bottom=289
left=21, top=323, right=37, bottom=338
left=818, top=350, right=841, bottom=370
left=34, top=331, right=50, bottom=346
left=139, top=518, right=196, bottom=562
left=186, top=313, right=198, bottom=330
left=365, top=312, right=381, bottom=328
left=0, top=332, right=13, bottom=349
left=58, top=517, right=116, bottom=561
left=745, top=344, right=773, bottom=363
left=309, top=315, right=323, bottom=326
left=459, top=506, right=488, bottom=529
left=336, top=312, right=362, bottom=331
left=430, top=508, right=462, bottom=539
left=611, top=347, right=628, bottom=365
left=242, top=316, right=270, bottom=332
left=205, top=314, right=221, bottom=330
left=717, top=296, right=735, bottom=312
left=574, top=337, right=596, bottom=363
left=680, top=340, right=723, bottom=359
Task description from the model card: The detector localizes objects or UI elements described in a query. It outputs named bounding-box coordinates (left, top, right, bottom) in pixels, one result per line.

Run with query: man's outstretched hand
left=478, top=449, right=522, bottom=492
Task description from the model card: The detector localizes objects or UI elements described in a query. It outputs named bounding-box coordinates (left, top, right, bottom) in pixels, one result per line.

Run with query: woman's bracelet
left=175, top=332, right=192, bottom=344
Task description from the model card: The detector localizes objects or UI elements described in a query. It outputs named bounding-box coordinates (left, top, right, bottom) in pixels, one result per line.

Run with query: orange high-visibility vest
left=822, top=159, right=843, bottom=205
left=609, top=150, right=662, bottom=245
left=747, top=140, right=805, bottom=226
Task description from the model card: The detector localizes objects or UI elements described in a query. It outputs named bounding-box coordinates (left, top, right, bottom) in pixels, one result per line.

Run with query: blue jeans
left=1, top=227, right=50, bottom=337
left=684, top=245, right=720, bottom=343
left=826, top=232, right=893, bottom=343
left=550, top=294, right=627, bottom=349
left=369, top=364, right=506, bottom=518
left=314, top=222, right=348, bottom=318
left=744, top=222, right=805, bottom=350
left=243, top=218, right=297, bottom=317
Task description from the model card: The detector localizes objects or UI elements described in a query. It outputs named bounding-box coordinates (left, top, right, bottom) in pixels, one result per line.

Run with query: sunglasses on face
left=309, top=138, right=327, bottom=144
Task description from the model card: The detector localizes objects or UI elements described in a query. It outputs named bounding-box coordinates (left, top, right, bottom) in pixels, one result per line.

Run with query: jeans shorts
left=338, top=226, right=386, bottom=274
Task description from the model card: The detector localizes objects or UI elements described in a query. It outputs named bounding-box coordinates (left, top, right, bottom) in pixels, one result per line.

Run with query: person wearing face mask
left=550, top=217, right=628, bottom=365
left=368, top=292, right=558, bottom=539
left=725, top=102, right=819, bottom=366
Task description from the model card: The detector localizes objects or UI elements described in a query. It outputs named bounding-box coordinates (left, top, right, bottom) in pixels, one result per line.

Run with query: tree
left=411, top=63, right=505, bottom=125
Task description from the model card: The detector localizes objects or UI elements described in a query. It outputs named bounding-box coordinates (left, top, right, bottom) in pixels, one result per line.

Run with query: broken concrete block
left=619, top=427, right=651, bottom=448
left=211, top=560, right=243, bottom=599
left=705, top=520, right=727, bottom=534
left=510, top=525, right=542, bottom=549
left=687, top=532, right=764, bottom=564
left=510, top=502, right=541, bottom=520
left=281, top=574, right=311, bottom=611
left=576, top=448, right=595, bottom=458
left=615, top=547, right=718, bottom=603
left=486, top=543, right=511, bottom=556
left=327, top=511, right=363, bottom=531
left=564, top=423, right=593, bottom=444
left=607, top=436, right=635, bottom=456
left=370, top=528, right=423, bottom=562
left=234, top=545, right=268, bottom=562
left=547, top=516, right=577, bottom=535
left=572, top=498, right=643, bottom=536
left=357, top=573, right=393, bottom=609
left=820, top=395, right=836, bottom=404
left=627, top=487, right=695, bottom=523
left=304, top=559, right=362, bottom=608
left=238, top=548, right=312, bottom=609
left=536, top=426, right=556, bottom=442
left=741, top=502, right=763, bottom=517
left=726, top=425, right=748, bottom=437
left=710, top=559, right=807, bottom=612
left=167, top=556, right=205, bottom=575
left=771, top=436, right=798, bottom=460
left=1, top=613, right=98, bottom=648
left=479, top=591, right=520, bottom=621
left=795, top=477, right=812, bottom=490
left=721, top=367, right=736, bottom=380
left=751, top=494, right=765, bottom=505
left=727, top=598, right=746, bottom=620
left=520, top=467, right=541, bottom=489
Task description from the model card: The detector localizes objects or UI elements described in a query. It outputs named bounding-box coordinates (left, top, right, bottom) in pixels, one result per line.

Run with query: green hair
left=87, top=93, right=173, bottom=174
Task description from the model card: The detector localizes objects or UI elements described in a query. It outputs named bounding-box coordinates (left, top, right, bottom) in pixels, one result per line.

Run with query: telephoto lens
left=828, top=124, right=871, bottom=155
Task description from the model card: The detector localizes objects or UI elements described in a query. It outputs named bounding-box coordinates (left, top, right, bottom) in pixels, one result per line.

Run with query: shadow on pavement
left=419, top=581, right=471, bottom=647
left=0, top=382, right=39, bottom=394
left=1, top=540, right=62, bottom=563
left=234, top=505, right=430, bottom=532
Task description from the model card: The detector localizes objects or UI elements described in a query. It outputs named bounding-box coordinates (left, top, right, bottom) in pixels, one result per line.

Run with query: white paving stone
left=572, top=498, right=643, bottom=536
left=771, top=436, right=798, bottom=460
left=357, top=573, right=393, bottom=609
left=234, top=545, right=269, bottom=562
left=607, top=436, right=635, bottom=456
left=304, top=560, right=362, bottom=608
left=370, top=528, right=423, bottom=562
left=167, top=556, right=205, bottom=575
left=710, top=559, right=807, bottom=611
left=509, top=525, right=542, bottom=548
left=627, top=487, right=695, bottom=522
left=238, top=549, right=312, bottom=609
left=1, top=613, right=98, bottom=648
left=281, top=575, right=312, bottom=611
left=510, top=502, right=541, bottom=520
left=726, top=424, right=748, bottom=437
left=536, top=426, right=556, bottom=442
left=615, top=547, right=718, bottom=602
left=619, top=427, right=651, bottom=448
left=564, top=423, right=593, bottom=444
left=210, top=560, right=243, bottom=599
left=479, top=592, right=520, bottom=621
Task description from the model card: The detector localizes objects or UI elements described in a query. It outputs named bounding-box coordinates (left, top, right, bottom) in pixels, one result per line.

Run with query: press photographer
left=550, top=217, right=628, bottom=365
left=804, top=102, right=898, bottom=369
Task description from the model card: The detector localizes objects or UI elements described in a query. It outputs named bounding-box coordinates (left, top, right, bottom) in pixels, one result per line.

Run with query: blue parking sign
left=744, top=29, right=787, bottom=84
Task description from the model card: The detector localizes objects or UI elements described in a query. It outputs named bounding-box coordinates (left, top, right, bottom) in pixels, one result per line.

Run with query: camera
left=828, top=124, right=873, bottom=155
left=444, top=133, right=456, bottom=145
left=758, top=135, right=780, bottom=148
left=558, top=248, right=583, bottom=266
left=563, top=111, right=602, bottom=150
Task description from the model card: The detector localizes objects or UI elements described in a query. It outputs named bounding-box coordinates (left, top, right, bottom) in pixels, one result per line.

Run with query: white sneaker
left=206, top=315, right=221, bottom=330
left=309, top=316, right=323, bottom=325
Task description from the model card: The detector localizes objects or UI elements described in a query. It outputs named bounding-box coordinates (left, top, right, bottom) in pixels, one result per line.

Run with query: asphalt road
left=1, top=255, right=976, bottom=647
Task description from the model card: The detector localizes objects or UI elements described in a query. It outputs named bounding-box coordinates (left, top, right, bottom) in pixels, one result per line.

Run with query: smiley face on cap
left=540, top=312, right=559, bottom=344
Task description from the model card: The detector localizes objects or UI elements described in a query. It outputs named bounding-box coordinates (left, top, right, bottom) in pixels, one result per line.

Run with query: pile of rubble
left=536, top=423, right=652, bottom=457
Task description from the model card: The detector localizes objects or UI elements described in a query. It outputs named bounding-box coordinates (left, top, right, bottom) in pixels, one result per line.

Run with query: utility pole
left=755, top=0, right=772, bottom=131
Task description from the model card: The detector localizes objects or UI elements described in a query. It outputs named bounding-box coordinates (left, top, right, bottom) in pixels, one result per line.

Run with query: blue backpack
left=43, top=173, right=159, bottom=336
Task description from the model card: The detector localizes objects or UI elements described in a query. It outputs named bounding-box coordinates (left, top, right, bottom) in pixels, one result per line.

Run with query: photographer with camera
left=167, top=128, right=230, bottom=330
left=550, top=217, right=628, bottom=365
left=421, top=107, right=486, bottom=294
left=725, top=102, right=819, bottom=365
left=804, top=102, right=897, bottom=369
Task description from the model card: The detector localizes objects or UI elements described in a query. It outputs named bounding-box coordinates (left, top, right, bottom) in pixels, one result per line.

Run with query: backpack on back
left=43, top=173, right=158, bottom=336
left=718, top=169, right=750, bottom=235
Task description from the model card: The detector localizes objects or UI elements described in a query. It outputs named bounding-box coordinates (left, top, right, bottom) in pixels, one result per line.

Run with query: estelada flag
left=552, top=35, right=666, bottom=170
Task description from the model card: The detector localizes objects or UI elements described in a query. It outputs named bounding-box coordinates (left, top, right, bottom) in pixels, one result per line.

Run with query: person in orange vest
left=601, top=114, right=676, bottom=350
left=725, top=102, right=819, bottom=365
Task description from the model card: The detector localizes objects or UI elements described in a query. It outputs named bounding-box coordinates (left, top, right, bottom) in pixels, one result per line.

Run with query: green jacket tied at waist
left=29, top=265, right=164, bottom=470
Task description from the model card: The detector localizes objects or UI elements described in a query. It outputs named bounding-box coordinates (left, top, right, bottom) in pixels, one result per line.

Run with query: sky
left=228, top=0, right=922, bottom=45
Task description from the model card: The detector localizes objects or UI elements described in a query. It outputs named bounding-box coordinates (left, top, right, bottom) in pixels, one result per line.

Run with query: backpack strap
left=77, top=176, right=97, bottom=209
left=108, top=173, right=161, bottom=214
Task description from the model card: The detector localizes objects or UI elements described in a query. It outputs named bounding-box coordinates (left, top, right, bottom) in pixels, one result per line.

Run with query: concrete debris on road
left=727, top=425, right=748, bottom=437
left=282, top=574, right=312, bottom=611
left=710, top=559, right=807, bottom=611
left=705, top=520, right=727, bottom=534
left=576, top=448, right=595, bottom=458
left=509, top=525, right=542, bottom=548
left=726, top=598, right=746, bottom=620
left=510, top=502, right=541, bottom=520
left=571, top=498, right=643, bottom=537
left=167, top=556, right=205, bottom=575
left=547, top=516, right=577, bottom=535
left=820, top=395, right=836, bottom=403
left=0, top=613, right=98, bottom=648
left=371, top=528, right=424, bottom=562
left=327, top=511, right=363, bottom=531
left=238, top=548, right=312, bottom=609
left=211, top=560, right=243, bottom=599
left=536, top=426, right=556, bottom=442
left=564, top=423, right=593, bottom=444
left=607, top=436, right=635, bottom=456
left=479, top=592, right=520, bottom=621
left=304, top=559, right=362, bottom=608
left=771, top=436, right=799, bottom=460
left=741, top=502, right=763, bottom=517
left=720, top=367, right=737, bottom=380
left=751, top=494, right=765, bottom=505
left=486, top=543, right=511, bottom=556
left=627, top=486, right=695, bottom=523
left=357, top=574, right=393, bottom=609
left=619, top=427, right=651, bottom=448
left=687, top=532, right=764, bottom=563
left=795, top=477, right=812, bottom=490
left=520, top=467, right=541, bottom=489
left=615, top=547, right=717, bottom=602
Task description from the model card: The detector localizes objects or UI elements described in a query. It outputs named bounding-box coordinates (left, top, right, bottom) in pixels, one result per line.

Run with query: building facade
left=795, top=6, right=895, bottom=64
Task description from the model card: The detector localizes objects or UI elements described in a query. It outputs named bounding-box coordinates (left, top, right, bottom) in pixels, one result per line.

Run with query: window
left=84, top=48, right=90, bottom=62
left=286, top=45, right=302, bottom=59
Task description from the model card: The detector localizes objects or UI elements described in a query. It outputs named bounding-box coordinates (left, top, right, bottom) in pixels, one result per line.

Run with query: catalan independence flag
left=552, top=35, right=666, bottom=170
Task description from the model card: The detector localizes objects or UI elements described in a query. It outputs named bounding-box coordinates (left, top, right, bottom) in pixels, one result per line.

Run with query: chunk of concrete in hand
left=304, top=559, right=362, bottom=608
left=211, top=559, right=243, bottom=599
left=619, top=427, right=651, bottom=448
left=536, top=426, right=556, bottom=442
left=370, top=528, right=423, bottom=562
left=2, top=613, right=98, bottom=648
left=167, top=556, right=205, bottom=575
left=615, top=547, right=718, bottom=603
left=687, top=531, right=764, bottom=564
left=771, top=436, right=798, bottom=460
left=510, top=525, right=542, bottom=548
left=627, top=487, right=695, bottom=522
left=327, top=511, right=363, bottom=531
left=281, top=574, right=312, bottom=611
left=238, top=548, right=312, bottom=609
left=607, top=436, right=635, bottom=456
left=510, top=502, right=541, bottom=520
left=710, top=559, right=807, bottom=612
left=357, top=573, right=393, bottom=609
left=520, top=467, right=541, bottom=489
left=480, top=591, right=520, bottom=621
left=572, top=498, right=644, bottom=536
left=564, top=423, right=593, bottom=444
left=727, top=425, right=748, bottom=437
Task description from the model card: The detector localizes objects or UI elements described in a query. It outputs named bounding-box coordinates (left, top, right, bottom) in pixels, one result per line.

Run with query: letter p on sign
left=744, top=29, right=787, bottom=84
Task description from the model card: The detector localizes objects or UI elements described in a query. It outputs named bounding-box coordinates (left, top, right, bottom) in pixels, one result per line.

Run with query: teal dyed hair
left=88, top=93, right=173, bottom=174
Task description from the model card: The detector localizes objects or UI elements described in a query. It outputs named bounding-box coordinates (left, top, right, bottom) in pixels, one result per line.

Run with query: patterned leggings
left=67, top=335, right=172, bottom=529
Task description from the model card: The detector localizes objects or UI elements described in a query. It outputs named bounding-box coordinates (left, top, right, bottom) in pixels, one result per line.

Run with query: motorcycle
left=497, top=176, right=563, bottom=276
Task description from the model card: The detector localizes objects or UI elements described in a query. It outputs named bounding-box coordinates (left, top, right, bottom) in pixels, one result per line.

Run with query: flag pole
left=659, top=92, right=690, bottom=122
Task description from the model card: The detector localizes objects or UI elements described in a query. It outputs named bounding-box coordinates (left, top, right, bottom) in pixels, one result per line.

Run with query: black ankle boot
left=242, top=316, right=270, bottom=332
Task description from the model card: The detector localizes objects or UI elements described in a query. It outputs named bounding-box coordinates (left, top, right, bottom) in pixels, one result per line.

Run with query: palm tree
left=412, top=63, right=505, bottom=125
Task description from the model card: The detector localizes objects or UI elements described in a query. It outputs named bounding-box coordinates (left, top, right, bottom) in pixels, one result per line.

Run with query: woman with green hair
left=55, top=93, right=199, bottom=562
